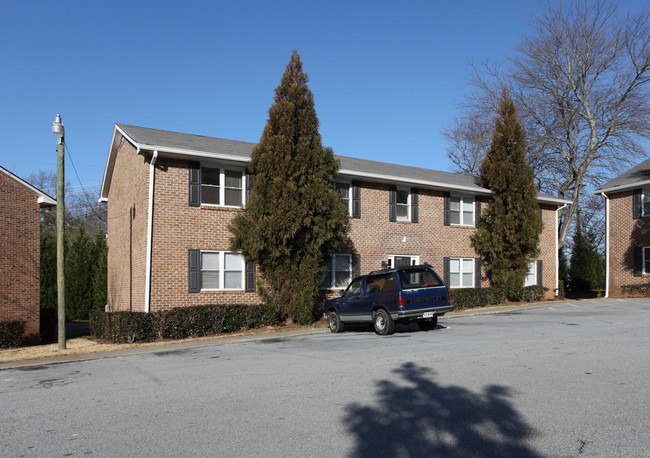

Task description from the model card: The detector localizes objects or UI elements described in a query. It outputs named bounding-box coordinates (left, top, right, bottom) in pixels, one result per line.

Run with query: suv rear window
left=399, top=268, right=443, bottom=290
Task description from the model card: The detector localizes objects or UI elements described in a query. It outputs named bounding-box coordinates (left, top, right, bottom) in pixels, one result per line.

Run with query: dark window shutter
left=475, top=197, right=481, bottom=219
left=633, top=189, right=642, bottom=219
left=353, top=254, right=361, bottom=279
left=189, top=161, right=200, bottom=207
left=245, top=260, right=256, bottom=292
left=444, top=193, right=450, bottom=226
left=389, top=186, right=397, bottom=222
left=352, top=181, right=361, bottom=219
left=188, top=249, right=200, bottom=293
left=475, top=258, right=482, bottom=288
left=537, top=260, right=543, bottom=286
left=634, top=247, right=643, bottom=277
left=246, top=172, right=254, bottom=203
left=411, top=188, right=419, bottom=223
left=444, top=257, right=450, bottom=286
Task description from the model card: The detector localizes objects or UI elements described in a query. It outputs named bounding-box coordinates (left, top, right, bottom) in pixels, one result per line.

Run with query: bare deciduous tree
left=445, top=0, right=650, bottom=248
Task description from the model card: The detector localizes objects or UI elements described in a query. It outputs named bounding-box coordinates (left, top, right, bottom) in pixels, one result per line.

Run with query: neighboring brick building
left=595, top=159, right=650, bottom=297
left=0, top=166, right=56, bottom=339
left=100, top=124, right=568, bottom=313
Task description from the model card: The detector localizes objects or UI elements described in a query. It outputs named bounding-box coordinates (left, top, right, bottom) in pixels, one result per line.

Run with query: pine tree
left=90, top=227, right=108, bottom=309
left=471, top=90, right=543, bottom=297
left=65, top=223, right=93, bottom=319
left=39, top=224, right=57, bottom=310
left=568, top=225, right=605, bottom=292
left=229, top=50, right=350, bottom=323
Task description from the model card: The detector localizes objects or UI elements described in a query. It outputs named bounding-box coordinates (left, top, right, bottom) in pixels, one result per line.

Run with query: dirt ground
left=0, top=321, right=327, bottom=364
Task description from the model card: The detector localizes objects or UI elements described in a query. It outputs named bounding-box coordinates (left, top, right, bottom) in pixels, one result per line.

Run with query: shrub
left=0, top=320, right=26, bottom=348
left=449, top=286, right=547, bottom=309
left=90, top=304, right=284, bottom=344
left=621, top=284, right=650, bottom=297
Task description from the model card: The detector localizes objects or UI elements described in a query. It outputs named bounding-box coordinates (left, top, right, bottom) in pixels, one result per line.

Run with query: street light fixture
left=52, top=114, right=66, bottom=349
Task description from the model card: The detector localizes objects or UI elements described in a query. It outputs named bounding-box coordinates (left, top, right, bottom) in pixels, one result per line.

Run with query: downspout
left=556, top=203, right=569, bottom=296
left=145, top=151, right=158, bottom=313
left=601, top=192, right=610, bottom=298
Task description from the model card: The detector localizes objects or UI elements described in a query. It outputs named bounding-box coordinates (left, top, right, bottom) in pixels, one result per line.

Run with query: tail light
left=447, top=290, right=450, bottom=302
left=398, top=295, right=405, bottom=309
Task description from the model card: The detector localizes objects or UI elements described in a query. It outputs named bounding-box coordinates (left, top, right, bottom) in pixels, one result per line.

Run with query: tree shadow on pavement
left=343, top=362, right=541, bottom=457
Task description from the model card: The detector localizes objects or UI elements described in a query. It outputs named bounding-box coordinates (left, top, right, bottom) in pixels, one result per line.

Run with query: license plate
left=422, top=311, right=434, bottom=318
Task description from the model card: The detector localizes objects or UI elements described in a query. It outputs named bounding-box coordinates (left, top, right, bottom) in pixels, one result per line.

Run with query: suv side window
left=399, top=268, right=443, bottom=289
left=344, top=278, right=363, bottom=297
left=366, top=273, right=397, bottom=294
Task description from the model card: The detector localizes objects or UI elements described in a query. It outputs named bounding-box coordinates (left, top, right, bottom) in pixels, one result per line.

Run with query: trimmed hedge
left=0, top=320, right=26, bottom=348
left=450, top=285, right=547, bottom=309
left=90, top=304, right=284, bottom=344
left=621, top=283, right=650, bottom=297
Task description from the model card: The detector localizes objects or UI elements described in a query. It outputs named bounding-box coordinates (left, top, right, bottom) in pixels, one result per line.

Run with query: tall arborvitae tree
left=65, top=223, right=93, bottom=319
left=568, top=226, right=605, bottom=292
left=90, top=227, right=108, bottom=309
left=471, top=90, right=543, bottom=296
left=229, top=51, right=350, bottom=323
left=39, top=224, right=57, bottom=310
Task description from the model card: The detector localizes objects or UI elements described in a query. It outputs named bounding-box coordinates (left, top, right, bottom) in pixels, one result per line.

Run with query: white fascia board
left=537, top=195, right=573, bottom=206
left=337, top=168, right=492, bottom=196
left=138, top=146, right=250, bottom=164
left=0, top=165, right=56, bottom=206
left=593, top=180, right=650, bottom=195
left=37, top=195, right=57, bottom=207
left=100, top=125, right=128, bottom=200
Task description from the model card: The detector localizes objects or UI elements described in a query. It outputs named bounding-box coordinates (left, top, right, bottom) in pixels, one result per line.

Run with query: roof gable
left=0, top=165, right=57, bottom=207
left=594, top=159, right=650, bottom=194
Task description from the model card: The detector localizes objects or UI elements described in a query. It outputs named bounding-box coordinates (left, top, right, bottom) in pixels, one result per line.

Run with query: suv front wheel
left=373, top=309, right=395, bottom=335
left=327, top=311, right=345, bottom=333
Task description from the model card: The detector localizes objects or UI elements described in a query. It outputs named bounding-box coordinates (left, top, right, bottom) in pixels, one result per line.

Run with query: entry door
left=394, top=256, right=414, bottom=267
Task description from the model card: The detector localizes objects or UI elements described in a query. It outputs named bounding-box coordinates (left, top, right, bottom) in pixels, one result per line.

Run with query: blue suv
left=324, top=264, right=453, bottom=335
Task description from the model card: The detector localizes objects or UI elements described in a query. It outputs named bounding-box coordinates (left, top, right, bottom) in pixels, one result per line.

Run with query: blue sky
left=0, top=0, right=646, bottom=197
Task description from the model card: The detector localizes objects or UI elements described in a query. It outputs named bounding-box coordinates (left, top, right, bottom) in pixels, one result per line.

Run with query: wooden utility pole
left=52, top=114, right=66, bottom=349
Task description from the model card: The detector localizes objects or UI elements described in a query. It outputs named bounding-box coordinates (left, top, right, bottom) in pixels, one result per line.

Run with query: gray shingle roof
left=594, top=159, right=650, bottom=194
left=101, top=123, right=567, bottom=205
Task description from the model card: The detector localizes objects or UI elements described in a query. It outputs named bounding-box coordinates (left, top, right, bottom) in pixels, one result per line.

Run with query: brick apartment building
left=100, top=124, right=569, bottom=313
left=0, top=166, right=56, bottom=338
left=595, top=159, right=650, bottom=297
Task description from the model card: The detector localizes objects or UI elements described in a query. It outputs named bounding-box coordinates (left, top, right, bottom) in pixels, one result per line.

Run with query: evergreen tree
left=65, top=223, right=93, bottom=319
left=91, top=228, right=108, bottom=309
left=568, top=226, right=605, bottom=292
left=471, top=90, right=543, bottom=297
left=39, top=224, right=57, bottom=310
left=229, top=51, right=350, bottom=323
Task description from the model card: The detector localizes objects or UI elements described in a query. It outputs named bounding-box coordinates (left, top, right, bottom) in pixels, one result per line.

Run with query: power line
left=65, top=142, right=106, bottom=223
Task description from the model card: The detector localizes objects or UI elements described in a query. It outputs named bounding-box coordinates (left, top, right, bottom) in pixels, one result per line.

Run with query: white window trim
left=387, top=255, right=420, bottom=268
left=525, top=260, right=537, bottom=287
left=396, top=187, right=411, bottom=222
left=321, top=253, right=353, bottom=289
left=449, top=257, right=475, bottom=288
left=200, top=164, right=247, bottom=208
left=643, top=247, right=650, bottom=275
left=335, top=181, right=352, bottom=216
left=200, top=250, right=245, bottom=291
left=643, top=190, right=650, bottom=217
left=449, top=194, right=475, bottom=227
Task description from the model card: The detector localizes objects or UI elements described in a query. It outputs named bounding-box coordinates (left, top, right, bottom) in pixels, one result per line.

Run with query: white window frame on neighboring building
left=642, top=190, right=650, bottom=217
left=395, top=187, right=411, bottom=222
left=449, top=194, right=475, bottom=226
left=200, top=165, right=246, bottom=208
left=387, top=255, right=420, bottom=268
left=449, top=257, right=475, bottom=288
left=524, top=260, right=537, bottom=287
left=335, top=182, right=352, bottom=216
left=321, top=254, right=353, bottom=289
left=200, top=251, right=245, bottom=290
left=643, top=247, right=650, bottom=275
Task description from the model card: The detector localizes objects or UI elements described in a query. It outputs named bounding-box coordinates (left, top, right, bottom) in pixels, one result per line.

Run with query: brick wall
left=0, top=173, right=41, bottom=337
left=106, top=141, right=150, bottom=312
left=607, top=190, right=650, bottom=296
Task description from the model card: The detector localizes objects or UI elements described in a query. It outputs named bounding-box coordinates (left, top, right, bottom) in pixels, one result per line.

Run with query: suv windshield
left=399, top=268, right=443, bottom=290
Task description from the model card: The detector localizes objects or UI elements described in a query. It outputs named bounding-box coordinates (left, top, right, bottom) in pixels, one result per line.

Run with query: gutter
left=144, top=150, right=158, bottom=313
left=601, top=192, right=610, bottom=298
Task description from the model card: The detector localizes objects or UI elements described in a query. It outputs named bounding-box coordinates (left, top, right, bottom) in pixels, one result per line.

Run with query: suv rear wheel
left=373, top=309, right=395, bottom=335
left=327, top=311, right=345, bottom=333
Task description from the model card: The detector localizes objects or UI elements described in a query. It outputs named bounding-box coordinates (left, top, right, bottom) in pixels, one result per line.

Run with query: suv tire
left=327, top=311, right=345, bottom=333
left=373, top=309, right=395, bottom=335
left=418, top=316, right=438, bottom=331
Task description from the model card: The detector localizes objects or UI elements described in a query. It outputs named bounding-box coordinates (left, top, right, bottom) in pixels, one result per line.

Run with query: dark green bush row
left=90, top=304, right=284, bottom=344
left=450, top=285, right=547, bottom=309
left=621, top=284, right=650, bottom=297
left=0, top=320, right=26, bottom=348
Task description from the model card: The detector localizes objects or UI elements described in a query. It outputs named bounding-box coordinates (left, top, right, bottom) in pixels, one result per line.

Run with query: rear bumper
left=393, top=305, right=454, bottom=320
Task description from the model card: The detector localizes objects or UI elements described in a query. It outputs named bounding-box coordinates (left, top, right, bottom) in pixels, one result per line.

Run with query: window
left=387, top=255, right=420, bottom=268
left=335, top=182, right=352, bottom=215
left=200, top=166, right=244, bottom=206
left=366, top=273, right=396, bottom=294
left=200, top=251, right=244, bottom=290
left=525, top=261, right=537, bottom=287
left=399, top=268, right=443, bottom=290
left=321, top=254, right=352, bottom=289
left=643, top=190, right=650, bottom=217
left=448, top=258, right=474, bottom=288
left=643, top=247, right=650, bottom=275
left=396, top=188, right=410, bottom=221
left=344, top=277, right=363, bottom=296
left=449, top=195, right=475, bottom=226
